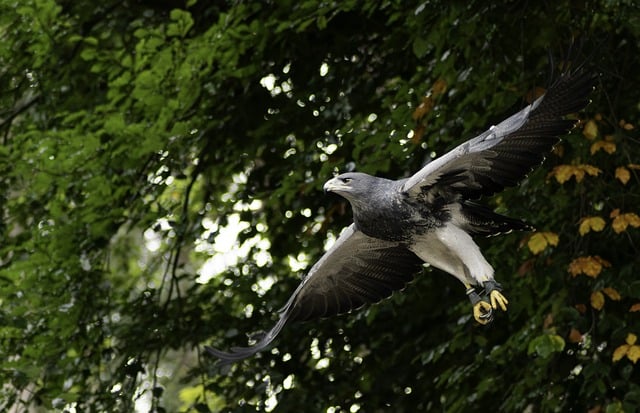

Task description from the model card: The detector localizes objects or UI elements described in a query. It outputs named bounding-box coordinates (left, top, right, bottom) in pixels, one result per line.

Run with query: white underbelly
left=408, top=222, right=494, bottom=286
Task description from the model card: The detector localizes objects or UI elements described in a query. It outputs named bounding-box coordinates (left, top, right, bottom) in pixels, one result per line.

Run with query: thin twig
left=0, top=94, right=41, bottom=130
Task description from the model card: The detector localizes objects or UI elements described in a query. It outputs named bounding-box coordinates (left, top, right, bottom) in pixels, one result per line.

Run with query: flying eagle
left=207, top=69, right=593, bottom=364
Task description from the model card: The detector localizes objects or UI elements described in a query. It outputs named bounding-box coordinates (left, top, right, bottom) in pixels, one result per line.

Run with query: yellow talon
left=473, top=300, right=493, bottom=325
left=466, top=282, right=506, bottom=324
left=489, top=290, right=509, bottom=312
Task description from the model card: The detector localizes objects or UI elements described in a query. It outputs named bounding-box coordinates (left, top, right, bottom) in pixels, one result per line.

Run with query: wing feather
left=205, top=224, right=423, bottom=364
left=400, top=70, right=594, bottom=199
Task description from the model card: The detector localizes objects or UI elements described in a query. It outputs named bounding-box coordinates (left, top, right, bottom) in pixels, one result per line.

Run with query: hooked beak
left=323, top=177, right=343, bottom=193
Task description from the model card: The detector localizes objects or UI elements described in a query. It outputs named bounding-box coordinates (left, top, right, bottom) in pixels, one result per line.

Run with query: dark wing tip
left=205, top=300, right=295, bottom=366
left=204, top=342, right=266, bottom=368
left=543, top=68, right=596, bottom=117
left=204, top=229, right=424, bottom=366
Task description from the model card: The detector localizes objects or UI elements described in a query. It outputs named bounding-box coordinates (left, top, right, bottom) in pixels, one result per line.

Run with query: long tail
left=205, top=313, right=289, bottom=367
left=205, top=280, right=305, bottom=367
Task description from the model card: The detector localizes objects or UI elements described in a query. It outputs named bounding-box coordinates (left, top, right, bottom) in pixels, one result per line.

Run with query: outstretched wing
left=400, top=70, right=594, bottom=199
left=206, top=224, right=424, bottom=364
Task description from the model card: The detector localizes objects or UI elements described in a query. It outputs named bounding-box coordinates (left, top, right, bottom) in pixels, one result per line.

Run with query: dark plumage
left=206, top=69, right=594, bottom=364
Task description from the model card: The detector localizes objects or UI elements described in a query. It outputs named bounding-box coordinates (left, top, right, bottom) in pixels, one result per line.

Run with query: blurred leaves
left=615, top=166, right=631, bottom=184
left=528, top=334, right=565, bottom=358
left=548, top=164, right=602, bottom=184
left=610, top=209, right=640, bottom=234
left=568, top=256, right=612, bottom=278
left=583, top=119, right=599, bottom=140
left=579, top=216, right=606, bottom=235
left=613, top=334, right=640, bottom=364
left=527, top=231, right=559, bottom=254
left=591, top=290, right=606, bottom=310
left=0, top=0, right=639, bottom=412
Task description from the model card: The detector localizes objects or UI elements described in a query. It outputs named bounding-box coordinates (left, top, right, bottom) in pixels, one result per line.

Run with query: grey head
left=323, top=172, right=390, bottom=208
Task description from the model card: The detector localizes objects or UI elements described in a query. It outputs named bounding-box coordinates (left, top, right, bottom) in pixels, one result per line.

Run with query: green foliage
left=0, top=0, right=639, bottom=412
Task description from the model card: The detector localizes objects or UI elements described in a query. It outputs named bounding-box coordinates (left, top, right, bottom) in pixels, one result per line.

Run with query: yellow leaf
left=627, top=333, right=638, bottom=345
left=630, top=303, right=640, bottom=312
left=613, top=344, right=629, bottom=362
left=580, top=164, right=602, bottom=177
left=590, top=140, right=616, bottom=155
left=544, top=232, right=559, bottom=246
left=579, top=216, right=606, bottom=236
left=612, top=213, right=640, bottom=234
left=572, top=166, right=587, bottom=183
left=616, top=166, right=631, bottom=185
left=549, top=165, right=578, bottom=184
left=550, top=164, right=601, bottom=184
left=627, top=213, right=640, bottom=227
left=583, top=119, right=599, bottom=140
left=612, top=215, right=627, bottom=233
left=591, top=291, right=605, bottom=310
left=568, top=256, right=611, bottom=278
left=602, top=287, right=621, bottom=301
left=628, top=346, right=640, bottom=363
left=527, top=232, right=559, bottom=255
left=628, top=163, right=640, bottom=170
left=610, top=208, right=621, bottom=218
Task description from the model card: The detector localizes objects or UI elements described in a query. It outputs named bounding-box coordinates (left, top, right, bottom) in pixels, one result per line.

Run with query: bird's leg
left=482, top=280, right=508, bottom=312
left=465, top=284, right=493, bottom=325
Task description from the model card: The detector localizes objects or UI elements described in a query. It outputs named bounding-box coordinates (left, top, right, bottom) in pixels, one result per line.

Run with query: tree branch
left=0, top=94, right=42, bottom=130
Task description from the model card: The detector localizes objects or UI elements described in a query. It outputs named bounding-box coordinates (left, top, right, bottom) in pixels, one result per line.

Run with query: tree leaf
left=579, top=216, right=606, bottom=235
left=612, top=212, right=640, bottom=234
left=528, top=334, right=566, bottom=358
left=568, top=256, right=611, bottom=278
left=527, top=232, right=559, bottom=254
left=549, top=165, right=580, bottom=184
left=431, top=78, right=447, bottom=96
left=591, top=291, right=605, bottom=310
left=583, top=119, right=599, bottom=140
left=628, top=346, right=640, bottom=363
left=615, top=166, right=631, bottom=185
left=590, top=140, right=616, bottom=155
left=602, top=287, right=621, bottom=301
left=548, top=164, right=601, bottom=184
left=412, top=36, right=430, bottom=58
left=619, top=119, right=635, bottom=130
left=412, top=96, right=434, bottom=121
left=568, top=328, right=583, bottom=343
left=613, top=344, right=629, bottom=362
left=580, top=164, right=603, bottom=179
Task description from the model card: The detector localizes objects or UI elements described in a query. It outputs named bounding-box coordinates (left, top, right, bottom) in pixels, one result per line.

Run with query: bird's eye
left=341, top=177, right=351, bottom=183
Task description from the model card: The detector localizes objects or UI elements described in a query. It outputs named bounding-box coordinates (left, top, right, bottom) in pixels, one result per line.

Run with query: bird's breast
left=353, top=195, right=447, bottom=242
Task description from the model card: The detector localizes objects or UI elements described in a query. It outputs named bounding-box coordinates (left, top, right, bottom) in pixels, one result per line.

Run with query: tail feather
left=460, top=200, right=532, bottom=236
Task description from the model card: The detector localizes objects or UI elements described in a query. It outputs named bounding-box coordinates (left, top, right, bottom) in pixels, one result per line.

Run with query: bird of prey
left=207, top=68, right=593, bottom=364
